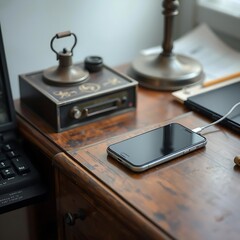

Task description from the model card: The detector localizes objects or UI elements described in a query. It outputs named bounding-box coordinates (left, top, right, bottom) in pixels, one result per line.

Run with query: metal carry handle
left=50, top=31, right=77, bottom=60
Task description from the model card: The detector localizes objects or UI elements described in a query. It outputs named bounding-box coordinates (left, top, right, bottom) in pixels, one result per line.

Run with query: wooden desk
left=15, top=65, right=240, bottom=239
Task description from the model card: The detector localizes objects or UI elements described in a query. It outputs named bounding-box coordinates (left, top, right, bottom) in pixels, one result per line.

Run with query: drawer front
left=57, top=172, right=138, bottom=240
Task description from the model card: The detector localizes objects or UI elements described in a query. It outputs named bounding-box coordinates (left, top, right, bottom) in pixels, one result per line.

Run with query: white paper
left=141, top=24, right=240, bottom=82
left=172, top=77, right=240, bottom=103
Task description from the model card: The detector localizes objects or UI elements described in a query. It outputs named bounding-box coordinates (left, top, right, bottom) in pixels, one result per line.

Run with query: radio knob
left=121, top=96, right=127, bottom=104
left=84, top=56, right=103, bottom=73
left=71, top=107, right=82, bottom=119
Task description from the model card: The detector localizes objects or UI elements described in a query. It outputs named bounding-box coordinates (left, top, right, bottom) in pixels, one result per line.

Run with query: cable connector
left=192, top=127, right=202, bottom=133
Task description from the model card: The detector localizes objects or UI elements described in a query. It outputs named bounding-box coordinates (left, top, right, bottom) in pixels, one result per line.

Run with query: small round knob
left=84, top=56, right=103, bottom=73
left=64, top=209, right=87, bottom=226
left=71, top=107, right=82, bottom=119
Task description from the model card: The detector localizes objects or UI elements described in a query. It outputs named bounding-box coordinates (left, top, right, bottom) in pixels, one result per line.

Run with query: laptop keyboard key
left=6, top=150, right=20, bottom=159
left=1, top=168, right=16, bottom=179
left=12, top=157, right=30, bottom=174
left=0, top=160, right=10, bottom=169
left=1, top=143, right=15, bottom=152
left=0, top=153, right=6, bottom=161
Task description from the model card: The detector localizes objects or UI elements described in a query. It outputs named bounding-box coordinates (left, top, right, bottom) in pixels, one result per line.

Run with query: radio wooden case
left=19, top=63, right=137, bottom=132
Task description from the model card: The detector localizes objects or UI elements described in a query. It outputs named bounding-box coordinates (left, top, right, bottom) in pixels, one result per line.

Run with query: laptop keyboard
left=1, top=143, right=29, bottom=176
left=0, top=141, right=46, bottom=213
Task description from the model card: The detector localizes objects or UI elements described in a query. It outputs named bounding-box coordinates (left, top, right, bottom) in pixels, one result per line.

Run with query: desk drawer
left=57, top=172, right=138, bottom=240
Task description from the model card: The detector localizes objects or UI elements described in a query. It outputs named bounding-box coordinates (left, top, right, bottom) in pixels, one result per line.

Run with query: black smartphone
left=107, top=123, right=207, bottom=172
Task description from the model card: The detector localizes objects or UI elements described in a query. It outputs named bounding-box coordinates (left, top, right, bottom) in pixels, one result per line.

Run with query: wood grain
left=66, top=113, right=240, bottom=240
left=15, top=63, right=240, bottom=239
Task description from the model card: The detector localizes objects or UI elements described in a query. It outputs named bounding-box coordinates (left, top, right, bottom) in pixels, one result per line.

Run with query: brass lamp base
left=43, top=65, right=89, bottom=85
left=129, top=53, right=204, bottom=90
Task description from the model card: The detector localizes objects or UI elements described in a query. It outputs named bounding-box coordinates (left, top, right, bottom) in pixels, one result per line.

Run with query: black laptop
left=0, top=25, right=46, bottom=213
left=185, top=81, right=240, bottom=133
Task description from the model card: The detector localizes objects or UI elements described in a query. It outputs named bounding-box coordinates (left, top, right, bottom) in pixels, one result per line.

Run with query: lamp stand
left=129, top=0, right=204, bottom=90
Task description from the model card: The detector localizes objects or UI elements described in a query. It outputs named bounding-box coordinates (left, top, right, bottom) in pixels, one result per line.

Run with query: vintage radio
left=19, top=32, right=137, bottom=132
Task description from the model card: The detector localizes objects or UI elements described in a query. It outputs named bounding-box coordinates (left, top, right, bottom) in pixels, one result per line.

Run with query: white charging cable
left=192, top=101, right=240, bottom=134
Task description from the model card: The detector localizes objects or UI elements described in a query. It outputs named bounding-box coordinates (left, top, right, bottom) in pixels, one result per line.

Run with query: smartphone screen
left=107, top=123, right=207, bottom=172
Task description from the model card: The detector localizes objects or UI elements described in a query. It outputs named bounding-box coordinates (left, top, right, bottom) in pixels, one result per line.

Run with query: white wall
left=0, top=0, right=163, bottom=99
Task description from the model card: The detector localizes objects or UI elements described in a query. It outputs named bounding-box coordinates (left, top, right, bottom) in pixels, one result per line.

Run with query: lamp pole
left=161, top=0, right=179, bottom=56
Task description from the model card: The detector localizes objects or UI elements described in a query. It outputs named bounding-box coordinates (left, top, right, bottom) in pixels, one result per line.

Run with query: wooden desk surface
left=54, top=112, right=240, bottom=240
left=15, top=65, right=240, bottom=239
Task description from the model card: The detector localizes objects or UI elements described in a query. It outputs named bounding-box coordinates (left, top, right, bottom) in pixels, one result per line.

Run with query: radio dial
left=121, top=96, right=127, bottom=104
left=71, top=107, right=82, bottom=119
